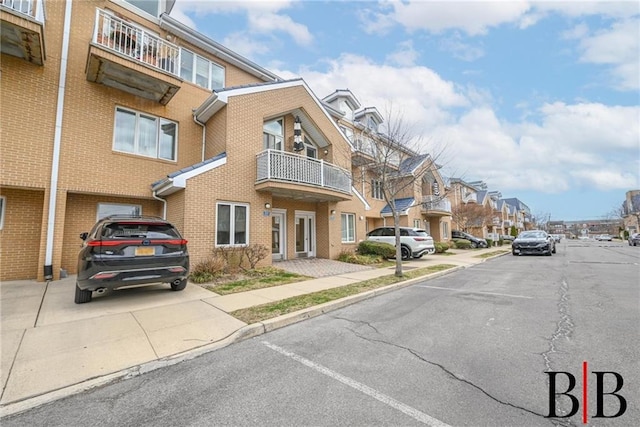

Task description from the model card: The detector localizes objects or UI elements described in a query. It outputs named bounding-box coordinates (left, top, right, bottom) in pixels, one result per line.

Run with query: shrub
left=357, top=240, right=396, bottom=258
left=498, top=238, right=504, bottom=246
left=244, top=244, right=269, bottom=269
left=190, top=256, right=225, bottom=283
left=486, top=238, right=494, bottom=247
left=453, top=239, right=471, bottom=249
left=434, top=242, right=449, bottom=253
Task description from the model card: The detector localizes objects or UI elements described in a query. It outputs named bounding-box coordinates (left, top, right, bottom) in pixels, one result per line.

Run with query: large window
left=263, top=118, right=283, bottom=150
left=0, top=196, right=5, bottom=229
left=180, top=49, right=225, bottom=90
left=216, top=202, right=249, bottom=246
left=371, top=180, right=383, bottom=200
left=97, top=203, right=141, bottom=220
left=114, top=107, right=177, bottom=161
left=341, top=213, right=355, bottom=243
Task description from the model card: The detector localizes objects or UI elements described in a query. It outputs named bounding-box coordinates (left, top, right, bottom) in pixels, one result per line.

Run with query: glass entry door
left=295, top=212, right=315, bottom=258
left=271, top=210, right=286, bottom=261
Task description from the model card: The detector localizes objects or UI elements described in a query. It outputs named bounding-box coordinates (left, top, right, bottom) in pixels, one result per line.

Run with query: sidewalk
left=0, top=248, right=507, bottom=417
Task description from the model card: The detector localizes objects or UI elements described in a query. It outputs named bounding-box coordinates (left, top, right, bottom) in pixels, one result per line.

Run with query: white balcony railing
left=422, top=195, right=451, bottom=213
left=503, top=220, right=513, bottom=227
left=256, top=149, right=352, bottom=194
left=92, top=9, right=180, bottom=76
left=1, top=0, right=44, bottom=21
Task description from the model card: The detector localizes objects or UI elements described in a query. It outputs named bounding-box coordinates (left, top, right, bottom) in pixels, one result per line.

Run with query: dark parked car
left=512, top=230, right=556, bottom=256
left=629, top=233, right=640, bottom=246
left=451, top=230, right=488, bottom=248
left=500, top=234, right=515, bottom=242
left=75, top=215, right=189, bottom=303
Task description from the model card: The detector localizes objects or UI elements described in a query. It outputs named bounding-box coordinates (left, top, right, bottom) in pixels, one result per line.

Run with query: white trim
left=341, top=213, right=356, bottom=243
left=194, top=80, right=354, bottom=150
left=271, top=209, right=287, bottom=261
left=215, top=201, right=250, bottom=247
left=174, top=156, right=227, bottom=187
left=294, top=210, right=316, bottom=258
left=352, top=186, right=371, bottom=211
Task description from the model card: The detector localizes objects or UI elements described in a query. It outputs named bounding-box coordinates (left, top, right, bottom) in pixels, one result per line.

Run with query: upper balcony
left=421, top=195, right=451, bottom=216
left=256, top=149, right=352, bottom=202
left=0, top=0, right=45, bottom=65
left=86, top=9, right=181, bottom=105
left=351, top=137, right=377, bottom=166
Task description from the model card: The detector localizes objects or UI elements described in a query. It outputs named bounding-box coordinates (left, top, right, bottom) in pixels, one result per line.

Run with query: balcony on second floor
left=86, top=9, right=181, bottom=105
left=421, top=195, right=451, bottom=216
left=0, top=0, right=45, bottom=65
left=256, top=149, right=352, bottom=202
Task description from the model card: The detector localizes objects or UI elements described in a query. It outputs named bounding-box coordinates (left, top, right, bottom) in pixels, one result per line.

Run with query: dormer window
left=367, top=116, right=378, bottom=132
left=339, top=101, right=353, bottom=121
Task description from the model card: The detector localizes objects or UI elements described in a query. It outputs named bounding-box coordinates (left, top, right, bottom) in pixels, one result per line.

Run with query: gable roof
left=193, top=79, right=354, bottom=151
left=399, top=154, right=430, bottom=175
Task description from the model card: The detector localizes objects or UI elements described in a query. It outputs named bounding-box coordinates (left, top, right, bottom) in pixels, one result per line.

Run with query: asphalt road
left=4, top=240, right=639, bottom=426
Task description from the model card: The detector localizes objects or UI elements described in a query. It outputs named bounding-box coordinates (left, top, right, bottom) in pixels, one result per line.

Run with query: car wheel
left=170, top=278, right=187, bottom=291
left=546, top=247, right=552, bottom=256
left=512, top=250, right=517, bottom=256
left=552, top=246, right=556, bottom=254
left=74, top=283, right=92, bottom=304
left=400, top=246, right=411, bottom=260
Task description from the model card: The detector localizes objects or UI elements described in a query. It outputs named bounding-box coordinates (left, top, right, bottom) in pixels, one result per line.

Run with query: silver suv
left=366, top=227, right=435, bottom=259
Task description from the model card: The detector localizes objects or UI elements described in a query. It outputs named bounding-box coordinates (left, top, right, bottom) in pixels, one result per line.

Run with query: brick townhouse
left=0, top=0, right=452, bottom=282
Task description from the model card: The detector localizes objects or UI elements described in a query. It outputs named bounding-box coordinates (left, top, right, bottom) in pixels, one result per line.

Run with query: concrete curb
left=0, top=253, right=506, bottom=418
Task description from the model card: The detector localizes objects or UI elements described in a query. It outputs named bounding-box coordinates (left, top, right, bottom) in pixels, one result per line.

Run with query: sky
left=170, top=0, right=639, bottom=222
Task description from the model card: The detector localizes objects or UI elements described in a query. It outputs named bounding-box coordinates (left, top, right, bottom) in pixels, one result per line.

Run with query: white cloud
left=222, top=32, right=272, bottom=59
left=360, top=0, right=534, bottom=36
left=576, top=18, right=640, bottom=91
left=439, top=33, right=485, bottom=61
left=385, top=40, right=420, bottom=66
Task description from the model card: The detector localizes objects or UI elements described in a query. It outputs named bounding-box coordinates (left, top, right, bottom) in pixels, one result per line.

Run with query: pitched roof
left=380, top=197, right=415, bottom=215
left=399, top=154, right=430, bottom=175
left=151, top=152, right=227, bottom=196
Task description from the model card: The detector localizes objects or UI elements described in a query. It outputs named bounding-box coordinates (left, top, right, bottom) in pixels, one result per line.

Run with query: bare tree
left=451, top=203, right=494, bottom=232
left=344, top=105, right=449, bottom=277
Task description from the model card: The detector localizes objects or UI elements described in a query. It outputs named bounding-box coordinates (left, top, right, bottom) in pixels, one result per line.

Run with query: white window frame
left=113, top=107, right=178, bottom=161
left=0, top=196, right=5, bottom=229
left=341, top=213, right=356, bottom=243
left=263, top=118, right=284, bottom=151
left=371, top=180, right=383, bottom=200
left=179, top=48, right=225, bottom=90
left=413, top=219, right=421, bottom=229
left=216, top=202, right=250, bottom=247
left=96, top=203, right=142, bottom=220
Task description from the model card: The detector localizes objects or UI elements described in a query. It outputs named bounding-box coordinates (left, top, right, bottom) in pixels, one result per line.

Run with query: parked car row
left=629, top=233, right=640, bottom=246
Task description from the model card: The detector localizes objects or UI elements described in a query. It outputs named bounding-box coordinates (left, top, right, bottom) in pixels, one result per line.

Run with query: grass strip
left=230, top=264, right=457, bottom=324
left=474, top=250, right=510, bottom=259
left=205, top=271, right=310, bottom=295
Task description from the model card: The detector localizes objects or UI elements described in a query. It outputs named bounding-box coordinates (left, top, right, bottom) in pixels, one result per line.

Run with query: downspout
left=193, top=115, right=206, bottom=162
left=44, top=0, right=73, bottom=280
left=152, top=191, right=167, bottom=220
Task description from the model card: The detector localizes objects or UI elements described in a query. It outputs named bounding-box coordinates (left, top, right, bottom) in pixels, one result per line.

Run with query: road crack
left=342, top=326, right=552, bottom=422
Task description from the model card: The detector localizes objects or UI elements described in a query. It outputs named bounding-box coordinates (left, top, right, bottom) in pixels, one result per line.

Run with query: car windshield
left=519, top=231, right=546, bottom=239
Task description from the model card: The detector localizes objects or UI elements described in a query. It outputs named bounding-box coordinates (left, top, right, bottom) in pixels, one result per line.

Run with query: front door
left=295, top=211, right=315, bottom=258
left=271, top=210, right=286, bottom=261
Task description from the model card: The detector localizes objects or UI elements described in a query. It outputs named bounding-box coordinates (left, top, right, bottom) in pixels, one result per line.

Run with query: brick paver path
left=274, top=258, right=375, bottom=278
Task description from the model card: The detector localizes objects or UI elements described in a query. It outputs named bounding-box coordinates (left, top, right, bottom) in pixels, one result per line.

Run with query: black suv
left=451, top=230, right=488, bottom=248
left=75, top=215, right=189, bottom=304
